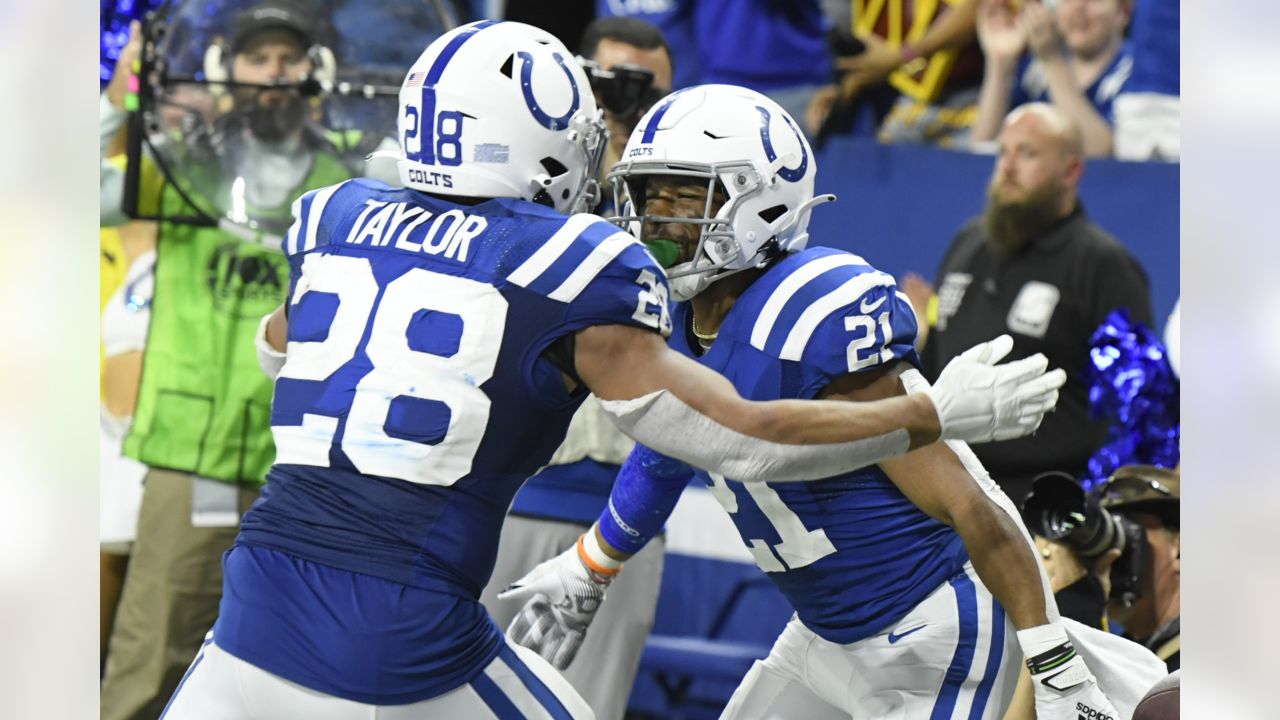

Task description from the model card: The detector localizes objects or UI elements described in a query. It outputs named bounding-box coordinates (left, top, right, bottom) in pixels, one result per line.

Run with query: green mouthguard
left=644, top=238, right=682, bottom=268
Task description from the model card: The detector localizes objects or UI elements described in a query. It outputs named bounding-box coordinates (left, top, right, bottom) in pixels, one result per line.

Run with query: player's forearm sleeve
left=598, top=390, right=910, bottom=483
left=596, top=445, right=693, bottom=555
left=256, top=313, right=286, bottom=380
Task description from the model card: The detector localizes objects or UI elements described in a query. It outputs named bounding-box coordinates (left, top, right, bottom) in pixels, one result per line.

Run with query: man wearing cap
left=1035, top=465, right=1180, bottom=672
left=98, top=3, right=358, bottom=718
left=1096, top=465, right=1180, bottom=671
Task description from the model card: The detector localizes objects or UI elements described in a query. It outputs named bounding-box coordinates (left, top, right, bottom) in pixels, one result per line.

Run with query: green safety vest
left=124, top=148, right=353, bottom=485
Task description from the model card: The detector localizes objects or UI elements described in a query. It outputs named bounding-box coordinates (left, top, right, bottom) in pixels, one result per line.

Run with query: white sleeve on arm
left=100, top=93, right=127, bottom=156
left=598, top=390, right=910, bottom=484
left=255, top=313, right=287, bottom=380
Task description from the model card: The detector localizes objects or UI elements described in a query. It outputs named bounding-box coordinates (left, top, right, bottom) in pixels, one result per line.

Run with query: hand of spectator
left=1036, top=537, right=1088, bottom=593
left=1021, top=1, right=1064, bottom=61
left=106, top=20, right=143, bottom=112
left=806, top=84, right=840, bottom=137
left=901, top=272, right=935, bottom=319
left=1091, top=547, right=1123, bottom=600
left=976, top=0, right=1027, bottom=65
left=834, top=34, right=903, bottom=95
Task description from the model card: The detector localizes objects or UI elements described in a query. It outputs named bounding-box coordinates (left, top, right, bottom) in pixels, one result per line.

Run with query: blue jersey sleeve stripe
left=301, top=183, right=345, bottom=253
left=547, top=231, right=639, bottom=302
left=506, top=213, right=598, bottom=289
left=778, top=271, right=894, bottom=361
left=750, top=254, right=868, bottom=350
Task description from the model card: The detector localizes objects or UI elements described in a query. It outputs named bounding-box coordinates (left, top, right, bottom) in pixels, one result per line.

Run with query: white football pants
left=160, top=632, right=595, bottom=719
left=722, top=564, right=1019, bottom=719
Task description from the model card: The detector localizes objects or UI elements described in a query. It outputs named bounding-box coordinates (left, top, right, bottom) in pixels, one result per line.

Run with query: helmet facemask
left=608, top=160, right=772, bottom=301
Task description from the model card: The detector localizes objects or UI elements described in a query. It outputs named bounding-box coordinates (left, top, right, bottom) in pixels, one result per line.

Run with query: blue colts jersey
left=676, top=248, right=969, bottom=644
left=219, top=178, right=670, bottom=703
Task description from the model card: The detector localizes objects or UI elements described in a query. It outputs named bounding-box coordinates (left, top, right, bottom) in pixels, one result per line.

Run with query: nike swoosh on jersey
left=859, top=295, right=888, bottom=314
left=887, top=624, right=928, bottom=643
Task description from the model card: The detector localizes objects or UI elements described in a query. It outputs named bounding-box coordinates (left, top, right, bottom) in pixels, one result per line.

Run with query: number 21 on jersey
left=707, top=472, right=836, bottom=572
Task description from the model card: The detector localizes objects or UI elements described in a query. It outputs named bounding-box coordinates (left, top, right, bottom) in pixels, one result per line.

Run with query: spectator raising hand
left=1020, top=0, right=1064, bottom=60
left=977, top=0, right=1027, bottom=67
left=105, top=20, right=142, bottom=113
left=971, top=0, right=1134, bottom=156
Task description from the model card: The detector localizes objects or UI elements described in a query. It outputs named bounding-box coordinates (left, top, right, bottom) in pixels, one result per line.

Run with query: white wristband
left=255, top=313, right=286, bottom=380
left=1016, top=622, right=1071, bottom=658
left=579, top=523, right=623, bottom=573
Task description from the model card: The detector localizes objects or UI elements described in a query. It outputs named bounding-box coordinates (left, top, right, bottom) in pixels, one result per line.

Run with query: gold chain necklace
left=691, top=316, right=718, bottom=348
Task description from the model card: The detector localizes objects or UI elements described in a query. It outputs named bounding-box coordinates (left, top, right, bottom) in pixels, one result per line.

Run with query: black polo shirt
left=921, top=205, right=1153, bottom=503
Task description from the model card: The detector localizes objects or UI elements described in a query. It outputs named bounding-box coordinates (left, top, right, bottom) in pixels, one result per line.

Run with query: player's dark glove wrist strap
left=1025, top=642, right=1077, bottom=674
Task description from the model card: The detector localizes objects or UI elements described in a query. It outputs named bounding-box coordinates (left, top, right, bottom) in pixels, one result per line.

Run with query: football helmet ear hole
left=540, top=157, right=569, bottom=177
left=757, top=204, right=787, bottom=224
left=499, top=55, right=514, bottom=78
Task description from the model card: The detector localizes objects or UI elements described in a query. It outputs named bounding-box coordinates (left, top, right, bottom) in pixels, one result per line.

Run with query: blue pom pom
left=1080, top=308, right=1177, bottom=486
left=1081, top=309, right=1179, bottom=489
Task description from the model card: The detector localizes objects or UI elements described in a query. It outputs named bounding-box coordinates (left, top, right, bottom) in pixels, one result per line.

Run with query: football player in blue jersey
left=503, top=85, right=1119, bottom=720
left=160, top=23, right=1067, bottom=720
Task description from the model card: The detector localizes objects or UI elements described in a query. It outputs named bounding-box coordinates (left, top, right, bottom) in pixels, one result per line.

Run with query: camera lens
left=1021, top=472, right=1122, bottom=560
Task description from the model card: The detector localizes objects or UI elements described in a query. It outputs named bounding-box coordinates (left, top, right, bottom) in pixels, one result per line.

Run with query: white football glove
left=1019, top=623, right=1120, bottom=720
left=927, top=334, right=1067, bottom=443
left=1027, top=647, right=1120, bottom=720
left=498, top=535, right=617, bottom=670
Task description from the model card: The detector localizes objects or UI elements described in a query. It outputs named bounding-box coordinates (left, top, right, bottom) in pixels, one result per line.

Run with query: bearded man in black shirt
left=918, top=103, right=1153, bottom=503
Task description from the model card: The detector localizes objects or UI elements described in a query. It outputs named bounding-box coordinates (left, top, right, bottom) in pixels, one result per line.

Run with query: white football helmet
left=395, top=20, right=606, bottom=214
left=609, top=84, right=834, bottom=301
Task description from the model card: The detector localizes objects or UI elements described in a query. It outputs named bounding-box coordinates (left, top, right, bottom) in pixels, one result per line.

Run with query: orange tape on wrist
left=577, top=534, right=622, bottom=577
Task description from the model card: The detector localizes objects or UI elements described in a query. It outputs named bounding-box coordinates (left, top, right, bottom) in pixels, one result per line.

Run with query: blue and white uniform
left=1010, top=42, right=1135, bottom=126
left=163, top=178, right=670, bottom=718
left=601, top=248, right=1019, bottom=718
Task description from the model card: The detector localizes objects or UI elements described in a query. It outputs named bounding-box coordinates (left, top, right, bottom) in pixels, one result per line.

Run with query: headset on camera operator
left=1022, top=465, right=1181, bottom=672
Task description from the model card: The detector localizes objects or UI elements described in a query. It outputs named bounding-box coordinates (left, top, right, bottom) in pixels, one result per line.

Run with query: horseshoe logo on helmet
left=756, top=106, right=808, bottom=183
left=517, top=51, right=581, bottom=131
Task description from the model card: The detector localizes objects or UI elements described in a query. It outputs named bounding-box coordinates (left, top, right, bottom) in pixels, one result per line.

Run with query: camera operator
left=1025, top=465, right=1180, bottom=672
left=1097, top=465, right=1180, bottom=671
left=577, top=17, right=674, bottom=214
left=1000, top=465, right=1177, bottom=719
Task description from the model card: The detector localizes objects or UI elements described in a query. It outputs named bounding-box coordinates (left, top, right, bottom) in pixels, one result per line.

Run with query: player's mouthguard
left=643, top=237, right=681, bottom=268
